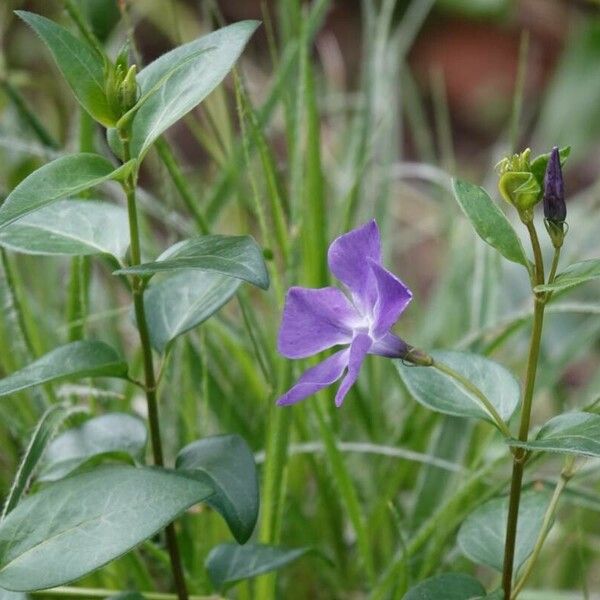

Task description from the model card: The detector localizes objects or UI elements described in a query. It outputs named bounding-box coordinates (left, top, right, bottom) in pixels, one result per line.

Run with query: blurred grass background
left=1, top=0, right=600, bottom=598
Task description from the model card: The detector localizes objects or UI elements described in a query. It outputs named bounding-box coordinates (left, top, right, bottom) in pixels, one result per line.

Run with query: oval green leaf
left=144, top=270, right=242, bottom=353
left=16, top=11, right=115, bottom=126
left=535, top=259, right=600, bottom=294
left=38, top=413, right=147, bottom=482
left=0, top=465, right=213, bottom=591
left=396, top=350, right=520, bottom=424
left=205, top=543, right=309, bottom=590
left=111, top=20, right=259, bottom=159
left=0, top=200, right=129, bottom=258
left=0, top=154, right=133, bottom=230
left=0, top=341, right=128, bottom=398
left=176, top=434, right=259, bottom=544
left=404, top=573, right=486, bottom=600
left=116, top=235, right=269, bottom=289
left=509, top=412, right=600, bottom=457
left=457, top=489, right=551, bottom=572
left=452, top=178, right=530, bottom=268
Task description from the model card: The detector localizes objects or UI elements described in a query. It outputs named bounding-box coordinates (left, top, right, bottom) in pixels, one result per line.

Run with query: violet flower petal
left=277, top=286, right=359, bottom=359
left=327, top=220, right=381, bottom=313
left=369, top=259, right=412, bottom=339
left=370, top=332, right=409, bottom=358
left=334, top=333, right=372, bottom=407
left=543, top=146, right=566, bottom=224
left=276, top=348, right=350, bottom=406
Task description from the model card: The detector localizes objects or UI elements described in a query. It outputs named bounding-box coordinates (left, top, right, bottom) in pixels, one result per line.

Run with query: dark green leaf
left=144, top=270, right=241, bottom=353
left=16, top=11, right=115, bottom=126
left=452, top=178, right=530, bottom=268
left=0, top=466, right=213, bottom=591
left=110, top=21, right=259, bottom=158
left=116, top=235, right=269, bottom=289
left=509, top=412, right=600, bottom=458
left=457, top=489, right=551, bottom=572
left=1, top=404, right=83, bottom=518
left=0, top=341, right=128, bottom=398
left=396, top=350, right=520, bottom=424
left=536, top=259, right=600, bottom=294
left=404, top=573, right=486, bottom=599
left=0, top=200, right=129, bottom=258
left=205, top=543, right=309, bottom=590
left=0, top=154, right=134, bottom=230
left=38, top=413, right=147, bottom=482
left=176, top=434, right=258, bottom=544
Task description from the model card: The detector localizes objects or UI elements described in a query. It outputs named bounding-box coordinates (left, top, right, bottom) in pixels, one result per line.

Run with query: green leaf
left=106, top=594, right=145, bottom=600
left=536, top=259, right=600, bottom=294
left=116, top=235, right=269, bottom=289
left=205, top=543, right=309, bottom=590
left=404, top=573, right=486, bottom=599
left=0, top=154, right=134, bottom=230
left=2, top=404, right=83, bottom=518
left=0, top=200, right=129, bottom=259
left=0, top=465, right=213, bottom=591
left=509, top=412, right=600, bottom=458
left=16, top=11, right=115, bottom=126
left=110, top=21, right=259, bottom=159
left=530, top=146, right=571, bottom=188
left=144, top=270, right=242, bottom=353
left=38, top=413, right=147, bottom=482
left=176, top=434, right=259, bottom=544
left=395, top=350, right=520, bottom=424
left=0, top=341, right=128, bottom=398
left=452, top=178, right=530, bottom=268
left=457, top=489, right=551, bottom=572
left=0, top=590, right=27, bottom=600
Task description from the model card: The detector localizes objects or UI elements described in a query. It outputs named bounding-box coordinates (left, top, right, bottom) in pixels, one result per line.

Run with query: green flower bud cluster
left=496, top=148, right=541, bottom=223
left=105, top=45, right=140, bottom=120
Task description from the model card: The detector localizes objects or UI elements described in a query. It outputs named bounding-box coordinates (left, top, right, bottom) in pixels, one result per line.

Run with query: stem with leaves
left=502, top=221, right=546, bottom=599
left=120, top=133, right=189, bottom=600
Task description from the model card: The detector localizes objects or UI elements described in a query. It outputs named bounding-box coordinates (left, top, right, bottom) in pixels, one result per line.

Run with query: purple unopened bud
left=543, top=146, right=566, bottom=224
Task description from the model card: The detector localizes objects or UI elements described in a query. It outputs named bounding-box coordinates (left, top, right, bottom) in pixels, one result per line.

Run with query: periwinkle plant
left=276, top=145, right=600, bottom=599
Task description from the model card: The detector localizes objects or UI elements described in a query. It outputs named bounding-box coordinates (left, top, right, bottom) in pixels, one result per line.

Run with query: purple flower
left=276, top=220, right=413, bottom=407
left=543, top=146, right=566, bottom=224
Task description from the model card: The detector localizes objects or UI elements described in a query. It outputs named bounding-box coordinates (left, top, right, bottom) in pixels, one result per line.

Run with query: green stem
left=432, top=361, right=512, bottom=437
left=502, top=221, right=546, bottom=599
left=31, top=587, right=221, bottom=600
left=511, top=457, right=575, bottom=599
left=120, top=136, right=189, bottom=600
left=547, top=246, right=561, bottom=287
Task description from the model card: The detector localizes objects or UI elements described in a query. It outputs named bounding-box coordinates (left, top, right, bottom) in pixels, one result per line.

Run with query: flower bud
left=543, top=146, right=566, bottom=225
left=118, top=65, right=139, bottom=114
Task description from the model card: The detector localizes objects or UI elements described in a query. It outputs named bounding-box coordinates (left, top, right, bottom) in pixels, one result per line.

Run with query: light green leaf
left=106, top=594, right=145, bottom=600
left=16, top=11, right=115, bottom=126
left=0, top=465, right=213, bottom=591
left=509, top=412, right=600, bottom=457
left=0, top=200, right=129, bottom=258
left=404, top=573, right=486, bottom=599
left=38, top=413, right=147, bottom=482
left=176, top=434, right=259, bottom=544
left=110, top=21, right=259, bottom=159
left=452, top=178, right=530, bottom=268
left=116, top=235, right=269, bottom=289
left=144, top=270, right=242, bottom=353
left=396, top=350, right=520, bottom=423
left=0, top=154, right=134, bottom=230
left=0, top=341, right=128, bottom=398
left=205, top=543, right=309, bottom=590
left=2, top=404, right=83, bottom=519
left=0, top=589, right=27, bottom=600
left=536, top=259, right=600, bottom=294
left=457, top=489, right=551, bottom=572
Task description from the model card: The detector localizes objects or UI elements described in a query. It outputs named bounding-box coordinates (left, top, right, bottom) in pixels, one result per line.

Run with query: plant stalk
left=502, top=221, right=546, bottom=599
left=121, top=136, right=189, bottom=600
